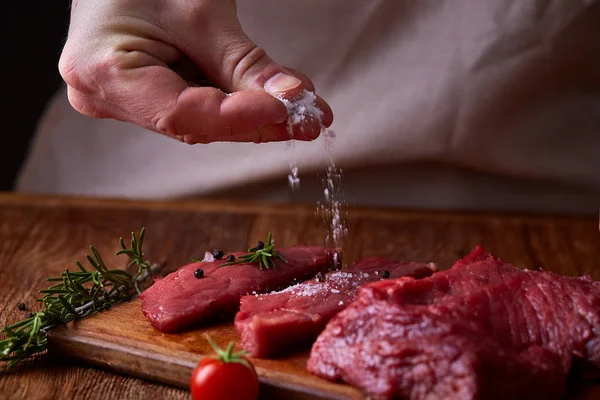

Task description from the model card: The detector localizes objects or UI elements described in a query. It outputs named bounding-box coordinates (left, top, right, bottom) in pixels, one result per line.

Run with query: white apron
left=16, top=0, right=600, bottom=214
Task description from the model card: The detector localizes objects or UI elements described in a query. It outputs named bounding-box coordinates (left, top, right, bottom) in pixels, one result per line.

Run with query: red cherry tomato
left=190, top=336, right=259, bottom=400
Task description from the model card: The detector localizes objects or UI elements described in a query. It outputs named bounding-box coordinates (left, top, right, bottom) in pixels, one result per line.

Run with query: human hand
left=58, top=0, right=333, bottom=144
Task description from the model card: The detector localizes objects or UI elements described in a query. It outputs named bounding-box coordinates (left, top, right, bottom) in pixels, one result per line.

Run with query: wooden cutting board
left=1, top=194, right=599, bottom=399
left=47, top=300, right=363, bottom=400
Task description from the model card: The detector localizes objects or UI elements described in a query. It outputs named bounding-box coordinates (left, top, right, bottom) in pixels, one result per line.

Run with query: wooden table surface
left=0, top=193, right=599, bottom=400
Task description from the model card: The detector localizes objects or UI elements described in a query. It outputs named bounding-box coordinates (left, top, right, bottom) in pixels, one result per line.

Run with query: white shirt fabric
left=16, top=0, right=600, bottom=214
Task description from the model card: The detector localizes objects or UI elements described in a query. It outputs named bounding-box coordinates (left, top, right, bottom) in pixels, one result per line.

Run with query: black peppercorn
left=194, top=269, right=204, bottom=279
left=382, top=270, right=390, bottom=278
left=226, top=254, right=235, bottom=262
left=212, top=249, right=224, bottom=260
left=17, top=302, right=26, bottom=311
left=26, top=312, right=35, bottom=318
left=315, top=272, right=324, bottom=282
left=255, top=241, right=265, bottom=250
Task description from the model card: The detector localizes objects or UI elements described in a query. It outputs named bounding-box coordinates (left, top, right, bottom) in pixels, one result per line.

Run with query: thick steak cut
left=140, top=246, right=336, bottom=333
left=235, top=258, right=437, bottom=357
left=308, top=246, right=600, bottom=400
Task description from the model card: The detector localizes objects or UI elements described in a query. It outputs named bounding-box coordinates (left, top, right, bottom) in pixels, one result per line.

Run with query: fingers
left=62, top=53, right=291, bottom=143
left=315, top=95, right=334, bottom=128
left=174, top=2, right=333, bottom=132
left=173, top=0, right=283, bottom=93
left=59, top=0, right=333, bottom=144
left=265, top=69, right=333, bottom=129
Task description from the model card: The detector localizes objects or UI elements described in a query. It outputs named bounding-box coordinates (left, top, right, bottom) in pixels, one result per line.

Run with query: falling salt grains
left=273, top=86, right=348, bottom=258
left=276, top=90, right=324, bottom=191
left=286, top=119, right=300, bottom=189
left=317, top=129, right=349, bottom=259
left=338, top=301, right=344, bottom=306
left=288, top=164, right=300, bottom=189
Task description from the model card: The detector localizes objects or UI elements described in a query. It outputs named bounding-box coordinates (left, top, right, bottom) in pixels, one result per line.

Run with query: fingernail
left=264, top=73, right=303, bottom=100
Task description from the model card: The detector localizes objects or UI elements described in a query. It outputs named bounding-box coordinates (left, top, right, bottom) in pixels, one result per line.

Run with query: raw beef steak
left=235, top=258, right=437, bottom=357
left=308, top=246, right=600, bottom=400
left=141, top=246, right=336, bottom=332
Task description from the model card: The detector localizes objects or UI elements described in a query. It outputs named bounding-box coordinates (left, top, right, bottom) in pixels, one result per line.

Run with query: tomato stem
left=204, top=334, right=253, bottom=371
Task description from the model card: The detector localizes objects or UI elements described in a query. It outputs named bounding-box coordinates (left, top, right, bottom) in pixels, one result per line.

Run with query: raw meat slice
left=141, top=246, right=336, bottom=333
left=235, top=258, right=437, bottom=357
left=308, top=246, right=600, bottom=400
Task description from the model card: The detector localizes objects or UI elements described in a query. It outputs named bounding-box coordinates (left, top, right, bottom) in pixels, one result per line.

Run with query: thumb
left=175, top=3, right=304, bottom=96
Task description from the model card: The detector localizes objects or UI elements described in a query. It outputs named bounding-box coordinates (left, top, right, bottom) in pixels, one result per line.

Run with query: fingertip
left=264, top=72, right=304, bottom=100
left=277, top=68, right=332, bottom=127
left=283, top=67, right=316, bottom=93
left=288, top=117, right=323, bottom=141
left=220, top=90, right=289, bottom=133
left=315, top=95, right=334, bottom=127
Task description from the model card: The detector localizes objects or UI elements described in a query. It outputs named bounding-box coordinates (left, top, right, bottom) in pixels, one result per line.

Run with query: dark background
left=1, top=2, right=71, bottom=190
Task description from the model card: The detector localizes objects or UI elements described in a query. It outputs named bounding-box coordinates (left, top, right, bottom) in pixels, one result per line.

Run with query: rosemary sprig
left=219, top=232, right=287, bottom=270
left=0, top=228, right=159, bottom=367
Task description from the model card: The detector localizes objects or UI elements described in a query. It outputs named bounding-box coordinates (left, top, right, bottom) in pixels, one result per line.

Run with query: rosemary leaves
left=219, top=233, right=287, bottom=270
left=0, top=228, right=159, bottom=367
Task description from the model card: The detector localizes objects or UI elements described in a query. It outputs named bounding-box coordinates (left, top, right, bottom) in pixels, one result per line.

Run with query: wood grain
left=47, top=301, right=362, bottom=400
left=0, top=192, right=599, bottom=400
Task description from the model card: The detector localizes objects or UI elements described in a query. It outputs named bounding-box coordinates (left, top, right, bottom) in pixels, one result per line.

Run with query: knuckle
left=66, top=88, right=107, bottom=118
left=153, top=108, right=188, bottom=139
left=152, top=113, right=175, bottom=137
left=59, top=46, right=122, bottom=100
left=58, top=50, right=85, bottom=91
left=153, top=112, right=210, bottom=144
left=172, top=0, right=211, bottom=29
left=226, top=44, right=268, bottom=85
left=183, top=134, right=201, bottom=145
left=153, top=89, right=225, bottom=142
